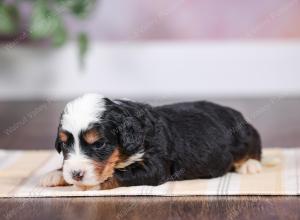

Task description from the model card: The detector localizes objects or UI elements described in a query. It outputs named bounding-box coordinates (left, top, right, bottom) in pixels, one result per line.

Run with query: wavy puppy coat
left=40, top=94, right=262, bottom=190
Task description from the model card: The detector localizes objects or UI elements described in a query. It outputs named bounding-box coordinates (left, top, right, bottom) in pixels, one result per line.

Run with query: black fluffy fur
left=98, top=99, right=262, bottom=187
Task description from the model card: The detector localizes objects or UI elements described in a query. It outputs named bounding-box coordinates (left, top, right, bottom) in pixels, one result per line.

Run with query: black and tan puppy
left=40, top=94, right=262, bottom=190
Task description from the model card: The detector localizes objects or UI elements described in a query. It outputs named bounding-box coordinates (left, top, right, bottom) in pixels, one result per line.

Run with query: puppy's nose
left=71, top=170, right=84, bottom=181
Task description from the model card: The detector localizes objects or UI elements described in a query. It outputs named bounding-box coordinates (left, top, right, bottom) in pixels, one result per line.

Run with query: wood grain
left=0, top=196, right=299, bottom=220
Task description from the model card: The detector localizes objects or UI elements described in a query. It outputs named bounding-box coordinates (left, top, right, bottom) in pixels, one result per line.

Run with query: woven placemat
left=0, top=148, right=299, bottom=197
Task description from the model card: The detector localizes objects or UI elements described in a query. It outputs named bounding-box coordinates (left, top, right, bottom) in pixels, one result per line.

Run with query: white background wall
left=0, top=41, right=299, bottom=100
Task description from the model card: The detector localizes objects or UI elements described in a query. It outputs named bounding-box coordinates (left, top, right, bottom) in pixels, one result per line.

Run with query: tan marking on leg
left=93, top=148, right=121, bottom=183
left=74, top=184, right=100, bottom=191
left=100, top=177, right=120, bottom=190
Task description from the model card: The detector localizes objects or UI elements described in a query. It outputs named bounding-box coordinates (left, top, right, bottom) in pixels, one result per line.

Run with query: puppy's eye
left=94, top=140, right=105, bottom=148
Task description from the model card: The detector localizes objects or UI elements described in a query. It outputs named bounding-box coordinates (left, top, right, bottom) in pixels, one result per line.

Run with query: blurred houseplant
left=0, top=0, right=95, bottom=65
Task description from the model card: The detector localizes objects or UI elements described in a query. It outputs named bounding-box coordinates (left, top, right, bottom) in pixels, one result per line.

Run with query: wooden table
left=0, top=97, right=299, bottom=220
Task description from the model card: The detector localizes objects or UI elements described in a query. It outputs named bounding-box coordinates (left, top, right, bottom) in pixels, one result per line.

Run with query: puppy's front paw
left=39, top=170, right=68, bottom=187
left=73, top=184, right=100, bottom=191
left=235, top=159, right=262, bottom=174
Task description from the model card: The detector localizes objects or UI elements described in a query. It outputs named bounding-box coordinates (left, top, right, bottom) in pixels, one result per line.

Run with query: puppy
left=40, top=94, right=262, bottom=190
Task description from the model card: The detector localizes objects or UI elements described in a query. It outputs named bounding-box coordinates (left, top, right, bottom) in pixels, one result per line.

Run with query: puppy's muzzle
left=71, top=170, right=85, bottom=181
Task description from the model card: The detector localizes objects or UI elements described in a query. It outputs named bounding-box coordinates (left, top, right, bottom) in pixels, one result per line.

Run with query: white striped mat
left=0, top=148, right=299, bottom=197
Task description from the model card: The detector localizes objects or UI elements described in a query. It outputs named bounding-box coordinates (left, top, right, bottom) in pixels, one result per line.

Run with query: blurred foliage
left=0, top=0, right=97, bottom=66
left=78, top=32, right=88, bottom=67
left=0, top=4, right=19, bottom=34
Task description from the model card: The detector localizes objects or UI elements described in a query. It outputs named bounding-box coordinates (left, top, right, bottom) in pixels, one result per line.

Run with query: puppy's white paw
left=39, top=170, right=67, bottom=187
left=235, top=159, right=262, bottom=174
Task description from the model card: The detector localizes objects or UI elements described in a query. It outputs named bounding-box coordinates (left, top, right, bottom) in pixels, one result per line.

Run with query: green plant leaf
left=71, top=0, right=89, bottom=17
left=78, top=32, right=89, bottom=67
left=30, top=0, right=60, bottom=39
left=51, top=21, right=67, bottom=47
left=56, top=0, right=96, bottom=18
left=0, top=4, right=19, bottom=34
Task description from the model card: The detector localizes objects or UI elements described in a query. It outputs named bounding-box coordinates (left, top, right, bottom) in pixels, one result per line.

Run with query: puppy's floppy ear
left=55, top=120, right=63, bottom=154
left=119, top=116, right=144, bottom=155
left=55, top=135, right=61, bottom=153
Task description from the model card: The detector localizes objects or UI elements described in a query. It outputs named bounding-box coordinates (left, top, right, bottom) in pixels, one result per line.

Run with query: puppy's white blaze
left=61, top=93, right=106, bottom=156
left=61, top=93, right=105, bottom=132
left=115, top=151, right=145, bottom=169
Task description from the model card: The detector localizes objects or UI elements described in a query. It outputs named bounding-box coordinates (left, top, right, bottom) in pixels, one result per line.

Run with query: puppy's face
left=57, top=127, right=120, bottom=187
left=55, top=94, right=144, bottom=188
left=56, top=94, right=120, bottom=187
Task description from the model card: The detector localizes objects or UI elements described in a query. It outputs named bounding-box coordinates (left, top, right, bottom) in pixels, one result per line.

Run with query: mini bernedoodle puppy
left=40, top=94, right=262, bottom=190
